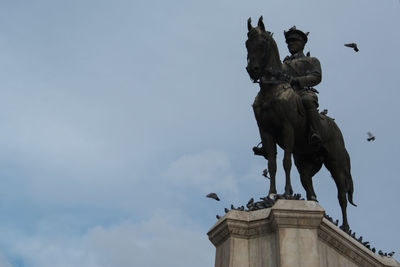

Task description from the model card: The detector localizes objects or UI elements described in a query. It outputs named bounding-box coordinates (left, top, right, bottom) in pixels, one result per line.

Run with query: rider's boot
left=306, top=107, right=322, bottom=145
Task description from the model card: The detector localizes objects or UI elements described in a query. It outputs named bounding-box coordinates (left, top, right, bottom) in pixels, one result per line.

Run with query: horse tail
left=345, top=151, right=357, bottom=207
left=347, top=173, right=357, bottom=207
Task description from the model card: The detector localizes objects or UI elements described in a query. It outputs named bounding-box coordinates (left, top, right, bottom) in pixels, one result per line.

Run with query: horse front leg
left=282, top=128, right=294, bottom=197
left=260, top=132, right=277, bottom=198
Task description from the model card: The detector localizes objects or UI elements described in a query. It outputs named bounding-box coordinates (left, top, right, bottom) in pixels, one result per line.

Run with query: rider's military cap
left=284, top=26, right=309, bottom=44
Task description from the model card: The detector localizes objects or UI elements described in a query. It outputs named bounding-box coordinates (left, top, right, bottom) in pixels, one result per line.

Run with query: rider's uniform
left=282, top=52, right=321, bottom=110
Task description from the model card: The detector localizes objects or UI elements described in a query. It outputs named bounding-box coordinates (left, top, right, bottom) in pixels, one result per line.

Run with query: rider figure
left=282, top=26, right=322, bottom=145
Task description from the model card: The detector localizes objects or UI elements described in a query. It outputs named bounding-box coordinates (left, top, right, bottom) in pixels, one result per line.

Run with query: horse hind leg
left=325, top=147, right=356, bottom=231
left=326, top=164, right=351, bottom=231
left=294, top=154, right=322, bottom=201
left=336, top=173, right=349, bottom=231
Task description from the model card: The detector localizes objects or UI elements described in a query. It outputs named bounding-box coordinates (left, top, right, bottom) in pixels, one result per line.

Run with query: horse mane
left=264, top=32, right=281, bottom=70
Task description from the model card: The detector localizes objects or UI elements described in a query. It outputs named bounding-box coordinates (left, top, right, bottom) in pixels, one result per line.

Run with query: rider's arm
left=295, top=57, right=322, bottom=88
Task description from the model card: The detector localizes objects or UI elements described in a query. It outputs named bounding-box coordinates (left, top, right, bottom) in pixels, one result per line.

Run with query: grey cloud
left=0, top=212, right=212, bottom=267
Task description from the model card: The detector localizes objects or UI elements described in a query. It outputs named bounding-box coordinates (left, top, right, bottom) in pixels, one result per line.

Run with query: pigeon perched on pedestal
left=320, top=109, right=328, bottom=115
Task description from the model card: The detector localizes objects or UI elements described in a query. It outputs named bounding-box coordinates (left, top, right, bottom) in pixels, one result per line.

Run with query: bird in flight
left=262, top=169, right=270, bottom=179
left=344, top=43, right=359, bottom=52
left=367, top=132, right=375, bottom=142
left=206, top=192, right=220, bottom=201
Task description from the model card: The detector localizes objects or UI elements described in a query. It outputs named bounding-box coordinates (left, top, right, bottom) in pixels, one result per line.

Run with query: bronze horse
left=245, top=17, right=356, bottom=231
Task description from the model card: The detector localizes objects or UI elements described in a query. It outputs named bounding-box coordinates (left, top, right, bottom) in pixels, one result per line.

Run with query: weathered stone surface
left=207, top=200, right=400, bottom=267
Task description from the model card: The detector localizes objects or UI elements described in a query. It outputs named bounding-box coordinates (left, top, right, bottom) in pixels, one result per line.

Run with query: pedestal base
left=207, top=200, right=399, bottom=267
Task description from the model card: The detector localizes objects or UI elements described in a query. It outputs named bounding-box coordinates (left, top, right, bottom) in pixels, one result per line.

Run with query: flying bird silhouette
left=367, top=132, right=375, bottom=142
left=344, top=43, right=359, bottom=52
left=262, top=169, right=270, bottom=179
left=206, top=193, right=220, bottom=201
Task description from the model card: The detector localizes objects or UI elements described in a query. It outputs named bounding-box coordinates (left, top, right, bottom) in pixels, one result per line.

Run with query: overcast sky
left=0, top=0, right=399, bottom=266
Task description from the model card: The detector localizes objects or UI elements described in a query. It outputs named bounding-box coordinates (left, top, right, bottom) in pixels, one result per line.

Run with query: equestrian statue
left=245, top=16, right=356, bottom=231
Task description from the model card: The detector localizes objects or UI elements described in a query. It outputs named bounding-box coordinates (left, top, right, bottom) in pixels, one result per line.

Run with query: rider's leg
left=302, top=93, right=321, bottom=144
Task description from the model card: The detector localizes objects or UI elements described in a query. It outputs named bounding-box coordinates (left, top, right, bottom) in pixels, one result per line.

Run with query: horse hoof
left=308, top=196, right=318, bottom=202
left=340, top=224, right=349, bottom=232
left=283, top=191, right=293, bottom=199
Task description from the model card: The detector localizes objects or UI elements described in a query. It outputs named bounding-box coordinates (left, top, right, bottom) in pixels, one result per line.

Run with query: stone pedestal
left=207, top=200, right=400, bottom=267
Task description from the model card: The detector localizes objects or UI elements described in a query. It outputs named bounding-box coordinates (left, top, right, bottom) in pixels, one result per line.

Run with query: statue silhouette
left=246, top=16, right=356, bottom=231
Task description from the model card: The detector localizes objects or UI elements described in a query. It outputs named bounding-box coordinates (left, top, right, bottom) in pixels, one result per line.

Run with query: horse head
left=246, top=16, right=281, bottom=83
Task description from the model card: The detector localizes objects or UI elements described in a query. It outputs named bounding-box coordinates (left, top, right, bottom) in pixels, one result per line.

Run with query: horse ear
left=247, top=18, right=253, bottom=31
left=257, top=16, right=265, bottom=31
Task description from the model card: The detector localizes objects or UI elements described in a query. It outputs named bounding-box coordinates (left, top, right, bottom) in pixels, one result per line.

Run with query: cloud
left=0, top=211, right=213, bottom=267
left=0, top=253, right=12, bottom=267
left=166, top=150, right=238, bottom=195
left=84, top=212, right=212, bottom=267
left=0, top=225, right=94, bottom=267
